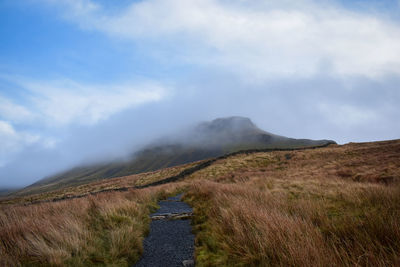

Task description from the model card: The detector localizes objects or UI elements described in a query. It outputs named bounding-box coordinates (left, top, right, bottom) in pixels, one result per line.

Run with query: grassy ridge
left=7, top=143, right=334, bottom=205
left=17, top=138, right=333, bottom=197
left=3, top=162, right=198, bottom=205
left=16, top=146, right=224, bottom=197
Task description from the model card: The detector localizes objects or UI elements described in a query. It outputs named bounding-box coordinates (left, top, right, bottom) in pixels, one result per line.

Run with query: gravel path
left=134, top=194, right=195, bottom=267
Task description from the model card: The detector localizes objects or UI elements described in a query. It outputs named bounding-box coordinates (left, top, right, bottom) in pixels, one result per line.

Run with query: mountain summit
left=192, top=116, right=268, bottom=146
left=179, top=116, right=330, bottom=149
left=197, top=116, right=258, bottom=133
left=16, top=117, right=335, bottom=195
left=198, top=116, right=280, bottom=143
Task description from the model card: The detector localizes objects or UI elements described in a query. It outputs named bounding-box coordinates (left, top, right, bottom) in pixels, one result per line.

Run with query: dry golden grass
left=1, top=140, right=399, bottom=266
left=186, top=180, right=400, bottom=266
left=187, top=140, right=400, bottom=185
left=0, top=183, right=182, bottom=266
left=184, top=140, right=400, bottom=266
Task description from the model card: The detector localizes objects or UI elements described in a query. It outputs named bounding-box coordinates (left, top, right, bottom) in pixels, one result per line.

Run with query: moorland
left=1, top=139, right=399, bottom=266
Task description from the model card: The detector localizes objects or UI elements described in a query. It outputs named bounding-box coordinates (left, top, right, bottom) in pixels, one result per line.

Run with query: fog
left=1, top=73, right=400, bottom=188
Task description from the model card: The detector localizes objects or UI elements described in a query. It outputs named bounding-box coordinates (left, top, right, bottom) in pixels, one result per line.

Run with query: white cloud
left=38, top=0, right=400, bottom=80
left=40, top=0, right=99, bottom=17
left=0, top=77, right=167, bottom=167
left=7, top=78, right=167, bottom=127
left=0, top=120, right=40, bottom=167
left=318, top=103, right=378, bottom=127
left=0, top=120, right=16, bottom=137
left=0, top=96, right=35, bottom=123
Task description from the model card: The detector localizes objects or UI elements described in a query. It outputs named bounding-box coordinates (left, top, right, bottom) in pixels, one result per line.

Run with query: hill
left=0, top=188, right=18, bottom=198
left=15, top=116, right=335, bottom=196
left=1, top=139, right=399, bottom=266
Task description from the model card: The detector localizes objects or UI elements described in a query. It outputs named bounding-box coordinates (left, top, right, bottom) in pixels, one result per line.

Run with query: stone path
left=134, top=194, right=195, bottom=267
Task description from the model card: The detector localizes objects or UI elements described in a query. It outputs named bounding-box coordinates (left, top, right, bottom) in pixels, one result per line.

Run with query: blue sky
left=1, top=0, right=400, bottom=187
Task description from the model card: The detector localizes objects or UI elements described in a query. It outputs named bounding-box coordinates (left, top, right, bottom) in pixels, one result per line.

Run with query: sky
left=0, top=0, right=400, bottom=187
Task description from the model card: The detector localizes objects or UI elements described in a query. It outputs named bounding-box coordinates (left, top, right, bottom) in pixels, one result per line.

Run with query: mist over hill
left=16, top=117, right=335, bottom=196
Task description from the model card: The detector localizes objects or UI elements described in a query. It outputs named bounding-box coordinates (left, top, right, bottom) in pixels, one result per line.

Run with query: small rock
left=151, top=212, right=193, bottom=220
left=182, top=259, right=194, bottom=267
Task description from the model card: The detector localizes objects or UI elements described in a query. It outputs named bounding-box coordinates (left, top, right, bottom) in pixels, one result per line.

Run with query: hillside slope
left=1, top=139, right=399, bottom=266
left=16, top=116, right=335, bottom=196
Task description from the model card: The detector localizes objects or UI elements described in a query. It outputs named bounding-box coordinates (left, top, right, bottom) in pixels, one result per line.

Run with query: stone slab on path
left=134, top=193, right=195, bottom=267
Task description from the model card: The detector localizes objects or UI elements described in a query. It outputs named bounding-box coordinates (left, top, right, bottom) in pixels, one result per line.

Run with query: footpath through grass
left=0, top=184, right=182, bottom=266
